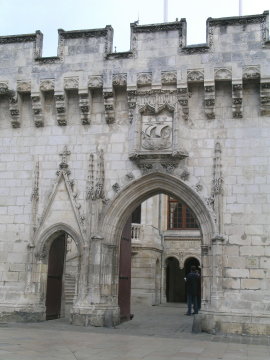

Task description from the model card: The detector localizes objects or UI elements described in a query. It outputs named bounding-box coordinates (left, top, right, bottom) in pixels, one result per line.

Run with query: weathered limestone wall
left=0, top=11, right=270, bottom=333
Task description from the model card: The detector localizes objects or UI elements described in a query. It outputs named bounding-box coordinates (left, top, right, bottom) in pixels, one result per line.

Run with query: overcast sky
left=0, top=0, right=269, bottom=56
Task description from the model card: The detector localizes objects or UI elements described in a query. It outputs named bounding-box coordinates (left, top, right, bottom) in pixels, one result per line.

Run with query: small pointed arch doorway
left=39, top=227, right=81, bottom=321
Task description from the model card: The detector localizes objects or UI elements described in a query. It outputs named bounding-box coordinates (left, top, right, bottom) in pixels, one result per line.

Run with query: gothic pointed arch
left=100, top=172, right=216, bottom=247
left=35, top=222, right=83, bottom=261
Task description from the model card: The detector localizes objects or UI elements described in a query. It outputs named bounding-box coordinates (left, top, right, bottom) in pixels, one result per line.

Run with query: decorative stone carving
left=9, top=95, right=20, bottom=128
left=137, top=72, right=152, bottom=86
left=180, top=168, right=190, bottom=181
left=127, top=90, right=137, bottom=123
left=136, top=160, right=178, bottom=175
left=40, top=79, right=55, bottom=92
left=161, top=71, right=177, bottom=85
left=141, top=107, right=173, bottom=151
left=243, top=66, right=260, bottom=80
left=232, top=82, right=243, bottom=118
left=260, top=81, right=270, bottom=116
left=201, top=245, right=209, bottom=256
left=125, top=172, right=135, bottom=181
left=64, top=77, right=79, bottom=90
left=112, top=73, right=127, bottom=87
left=187, top=70, right=204, bottom=82
left=204, top=83, right=215, bottom=119
left=88, top=75, right=103, bottom=89
left=112, top=183, right=120, bottom=192
left=86, top=149, right=105, bottom=201
left=215, top=68, right=232, bottom=81
left=54, top=93, right=66, bottom=125
left=177, top=87, right=189, bottom=120
left=17, top=81, right=31, bottom=93
left=35, top=146, right=86, bottom=243
left=79, top=92, right=91, bottom=125
left=31, top=161, right=39, bottom=234
left=211, top=141, right=224, bottom=234
left=0, top=81, right=9, bottom=95
left=195, top=181, right=203, bottom=192
left=31, top=94, right=44, bottom=127
left=103, top=91, right=115, bottom=124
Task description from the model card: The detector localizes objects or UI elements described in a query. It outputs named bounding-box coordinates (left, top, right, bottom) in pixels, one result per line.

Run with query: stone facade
left=0, top=11, right=270, bottom=335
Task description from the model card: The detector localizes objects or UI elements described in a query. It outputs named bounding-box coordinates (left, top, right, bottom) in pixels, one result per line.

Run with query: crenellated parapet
left=0, top=11, right=269, bottom=128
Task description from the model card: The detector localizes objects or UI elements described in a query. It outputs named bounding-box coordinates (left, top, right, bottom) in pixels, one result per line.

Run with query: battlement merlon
left=0, top=11, right=269, bottom=66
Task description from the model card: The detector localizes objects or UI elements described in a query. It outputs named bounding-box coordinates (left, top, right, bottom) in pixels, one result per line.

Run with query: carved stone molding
left=86, top=149, right=105, bottom=201
left=9, top=94, right=20, bottom=128
left=211, top=141, right=223, bottom=234
left=54, top=93, right=66, bottom=125
left=204, top=83, right=215, bottom=119
left=243, top=66, right=260, bottom=80
left=88, top=75, right=103, bottom=89
left=127, top=90, right=137, bottom=123
left=103, top=91, right=115, bottom=124
left=187, top=70, right=204, bottom=82
left=260, top=81, right=270, bottom=116
left=232, top=82, right=243, bottom=118
left=17, top=81, right=31, bottom=93
left=31, top=94, right=44, bottom=127
left=177, top=87, right=189, bottom=120
left=112, top=73, right=127, bottom=87
left=0, top=81, right=9, bottom=95
left=64, top=77, right=79, bottom=90
left=79, top=93, right=91, bottom=125
left=130, top=152, right=187, bottom=176
left=161, top=71, right=177, bottom=85
left=112, top=183, right=120, bottom=192
left=215, top=68, right=232, bottom=81
left=137, top=72, right=152, bottom=86
left=31, top=161, right=39, bottom=234
left=40, top=79, right=55, bottom=92
left=125, top=172, right=135, bottom=181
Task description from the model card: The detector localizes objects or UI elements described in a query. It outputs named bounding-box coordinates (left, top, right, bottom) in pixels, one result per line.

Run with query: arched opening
left=100, top=172, right=215, bottom=324
left=42, top=228, right=80, bottom=320
left=166, top=257, right=184, bottom=302
left=46, top=233, right=66, bottom=319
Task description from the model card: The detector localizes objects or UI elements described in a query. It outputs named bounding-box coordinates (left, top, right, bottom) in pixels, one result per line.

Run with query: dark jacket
left=186, top=271, right=200, bottom=296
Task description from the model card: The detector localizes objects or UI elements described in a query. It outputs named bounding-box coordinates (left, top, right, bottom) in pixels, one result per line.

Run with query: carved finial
left=31, top=161, right=39, bottom=201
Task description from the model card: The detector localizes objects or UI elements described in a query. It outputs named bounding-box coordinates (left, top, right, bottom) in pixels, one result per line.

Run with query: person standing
left=185, top=265, right=200, bottom=315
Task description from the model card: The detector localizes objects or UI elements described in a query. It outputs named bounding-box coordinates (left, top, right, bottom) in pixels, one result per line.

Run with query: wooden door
left=46, top=234, right=66, bottom=320
left=118, top=218, right=132, bottom=321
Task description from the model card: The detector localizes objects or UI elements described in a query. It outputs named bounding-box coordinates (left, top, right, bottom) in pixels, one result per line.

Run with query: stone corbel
left=103, top=90, right=115, bottom=124
left=232, top=81, right=243, bottom=118
left=177, top=87, right=189, bottom=120
left=204, top=82, right=215, bottom=119
left=54, top=92, right=67, bottom=126
left=31, top=93, right=44, bottom=127
left=79, top=91, right=91, bottom=125
left=260, top=80, right=270, bottom=116
left=127, top=89, right=137, bottom=123
left=9, top=93, right=20, bottom=128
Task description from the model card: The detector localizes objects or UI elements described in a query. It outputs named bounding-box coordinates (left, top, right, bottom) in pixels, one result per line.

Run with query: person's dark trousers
left=187, top=294, right=198, bottom=315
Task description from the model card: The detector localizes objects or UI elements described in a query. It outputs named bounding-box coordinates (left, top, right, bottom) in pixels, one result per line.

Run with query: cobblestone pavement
left=0, top=304, right=269, bottom=360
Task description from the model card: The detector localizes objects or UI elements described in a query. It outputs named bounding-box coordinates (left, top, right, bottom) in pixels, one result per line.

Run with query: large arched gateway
left=82, top=172, right=218, bottom=328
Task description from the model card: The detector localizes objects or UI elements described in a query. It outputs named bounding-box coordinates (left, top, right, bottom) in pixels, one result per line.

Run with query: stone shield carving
left=141, top=109, right=173, bottom=151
